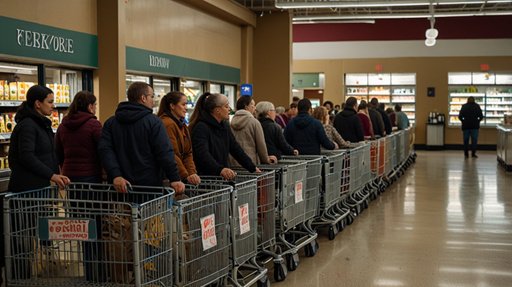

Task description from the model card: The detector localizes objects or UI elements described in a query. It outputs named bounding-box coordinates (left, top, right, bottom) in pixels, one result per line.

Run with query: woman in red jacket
left=157, top=91, right=201, bottom=185
left=55, top=91, right=102, bottom=183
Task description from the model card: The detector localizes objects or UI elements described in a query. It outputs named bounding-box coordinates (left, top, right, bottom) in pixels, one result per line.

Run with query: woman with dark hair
left=55, top=91, right=102, bottom=183
left=5, top=85, right=70, bottom=281
left=157, top=91, right=200, bottom=185
left=190, top=92, right=260, bottom=180
left=230, top=96, right=276, bottom=165
left=357, top=100, right=374, bottom=140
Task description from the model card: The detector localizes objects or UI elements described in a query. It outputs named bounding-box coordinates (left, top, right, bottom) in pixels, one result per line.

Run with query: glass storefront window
left=224, top=85, right=236, bottom=110
left=45, top=67, right=82, bottom=104
left=0, top=62, right=38, bottom=102
left=209, top=83, right=221, bottom=94
left=153, top=78, right=171, bottom=114
left=182, top=80, right=203, bottom=109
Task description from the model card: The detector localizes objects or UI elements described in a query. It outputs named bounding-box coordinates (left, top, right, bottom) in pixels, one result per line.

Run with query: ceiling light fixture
left=277, top=0, right=512, bottom=9
left=425, top=2, right=438, bottom=47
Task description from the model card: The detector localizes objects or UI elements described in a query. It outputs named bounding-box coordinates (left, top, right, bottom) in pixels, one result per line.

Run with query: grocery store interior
left=0, top=0, right=511, bottom=286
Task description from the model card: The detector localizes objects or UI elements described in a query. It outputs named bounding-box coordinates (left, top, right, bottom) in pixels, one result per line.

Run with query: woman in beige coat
left=230, top=96, right=277, bottom=166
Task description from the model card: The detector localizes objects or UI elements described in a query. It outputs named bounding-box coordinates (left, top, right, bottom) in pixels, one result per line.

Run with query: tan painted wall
left=253, top=12, right=292, bottom=107
left=125, top=0, right=241, bottom=69
left=0, top=0, right=97, bottom=34
left=293, top=57, right=512, bottom=145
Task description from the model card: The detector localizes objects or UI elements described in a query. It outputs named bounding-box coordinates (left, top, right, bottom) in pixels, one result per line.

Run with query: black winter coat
left=377, top=108, right=393, bottom=135
left=368, top=108, right=385, bottom=137
left=98, top=102, right=180, bottom=186
left=8, top=105, right=58, bottom=192
left=191, top=113, right=256, bottom=176
left=458, top=102, right=483, bottom=130
left=259, top=117, right=294, bottom=159
left=284, top=112, right=335, bottom=155
left=333, top=108, right=365, bottom=142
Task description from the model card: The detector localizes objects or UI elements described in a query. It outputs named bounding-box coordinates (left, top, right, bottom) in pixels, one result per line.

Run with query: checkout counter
left=497, top=124, right=512, bottom=172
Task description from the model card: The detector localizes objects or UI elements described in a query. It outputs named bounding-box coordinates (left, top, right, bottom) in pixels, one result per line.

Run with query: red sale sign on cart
left=200, top=214, right=217, bottom=251
left=295, top=181, right=303, bottom=203
left=238, top=203, right=250, bottom=235
left=48, top=219, right=90, bottom=240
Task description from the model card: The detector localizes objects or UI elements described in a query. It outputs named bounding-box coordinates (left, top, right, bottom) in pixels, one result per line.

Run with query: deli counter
left=497, top=124, right=512, bottom=171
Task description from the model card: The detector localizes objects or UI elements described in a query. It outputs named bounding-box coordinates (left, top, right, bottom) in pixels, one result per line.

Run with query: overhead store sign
left=0, top=16, right=98, bottom=68
left=241, top=84, right=253, bottom=96
left=126, top=46, right=240, bottom=84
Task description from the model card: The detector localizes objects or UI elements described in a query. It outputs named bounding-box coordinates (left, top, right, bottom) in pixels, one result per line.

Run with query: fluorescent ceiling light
left=294, top=20, right=376, bottom=24
left=0, top=64, right=37, bottom=71
left=277, top=0, right=512, bottom=9
left=293, top=10, right=512, bottom=21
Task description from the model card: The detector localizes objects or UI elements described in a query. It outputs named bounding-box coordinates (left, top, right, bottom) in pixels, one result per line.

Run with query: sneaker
left=464, top=153, right=469, bottom=158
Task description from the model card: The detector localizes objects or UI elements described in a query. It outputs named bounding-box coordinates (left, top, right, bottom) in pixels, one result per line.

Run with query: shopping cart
left=3, top=183, right=174, bottom=287
left=198, top=176, right=267, bottom=287
left=173, top=183, right=232, bottom=287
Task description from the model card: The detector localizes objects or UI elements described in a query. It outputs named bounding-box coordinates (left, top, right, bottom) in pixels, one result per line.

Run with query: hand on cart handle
left=186, top=174, right=201, bottom=185
left=113, top=176, right=131, bottom=193
left=268, top=155, right=278, bottom=164
left=170, top=181, right=186, bottom=194
left=220, top=168, right=237, bottom=180
left=51, top=174, right=70, bottom=189
left=255, top=167, right=262, bottom=173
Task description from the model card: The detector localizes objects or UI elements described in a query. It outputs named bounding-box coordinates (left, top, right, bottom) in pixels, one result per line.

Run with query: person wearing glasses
left=189, top=92, right=260, bottom=180
left=98, top=82, right=185, bottom=194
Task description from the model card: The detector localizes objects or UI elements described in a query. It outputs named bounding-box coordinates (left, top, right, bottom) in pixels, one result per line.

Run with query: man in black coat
left=98, top=82, right=185, bottom=193
left=458, top=96, right=484, bottom=158
left=333, top=96, right=365, bottom=142
left=284, top=98, right=336, bottom=155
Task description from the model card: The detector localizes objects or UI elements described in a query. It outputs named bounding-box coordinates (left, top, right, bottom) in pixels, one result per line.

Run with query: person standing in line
left=281, top=102, right=298, bottom=126
left=284, top=98, right=337, bottom=155
left=368, top=99, right=386, bottom=137
left=394, top=104, right=410, bottom=130
left=98, top=82, right=185, bottom=193
left=5, top=85, right=70, bottom=281
left=386, top=107, right=397, bottom=127
left=157, top=91, right=201, bottom=185
left=229, top=96, right=276, bottom=166
left=274, top=106, right=287, bottom=129
left=333, top=97, right=365, bottom=143
left=313, top=106, right=350, bottom=149
left=370, top=98, right=392, bottom=135
left=458, top=96, right=483, bottom=158
left=256, top=101, right=298, bottom=159
left=55, top=91, right=102, bottom=183
left=189, top=92, right=260, bottom=180
left=357, top=100, right=374, bottom=140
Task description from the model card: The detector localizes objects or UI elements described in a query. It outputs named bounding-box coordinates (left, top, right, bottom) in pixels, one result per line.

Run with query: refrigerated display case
left=153, top=78, right=171, bottom=114
left=448, top=72, right=512, bottom=126
left=345, top=73, right=416, bottom=123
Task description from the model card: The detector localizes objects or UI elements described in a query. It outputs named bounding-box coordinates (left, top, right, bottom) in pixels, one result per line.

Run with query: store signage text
left=149, top=54, right=170, bottom=69
left=16, top=28, right=74, bottom=54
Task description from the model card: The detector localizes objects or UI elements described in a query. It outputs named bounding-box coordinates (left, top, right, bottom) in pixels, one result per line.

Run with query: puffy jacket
left=230, top=110, right=269, bottom=165
left=368, top=108, right=385, bottom=137
left=191, top=113, right=256, bottom=176
left=8, top=105, right=58, bottom=192
left=284, top=112, right=335, bottom=155
left=55, top=111, right=102, bottom=178
left=333, top=108, right=365, bottom=142
left=259, top=117, right=294, bottom=159
left=458, top=102, right=483, bottom=130
left=98, top=102, right=180, bottom=186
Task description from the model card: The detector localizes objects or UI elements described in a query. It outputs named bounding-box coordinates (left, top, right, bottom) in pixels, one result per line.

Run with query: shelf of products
left=345, top=73, right=416, bottom=123
left=448, top=72, right=512, bottom=126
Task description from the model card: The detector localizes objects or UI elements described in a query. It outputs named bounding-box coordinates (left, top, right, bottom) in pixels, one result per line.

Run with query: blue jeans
left=463, top=129, right=479, bottom=155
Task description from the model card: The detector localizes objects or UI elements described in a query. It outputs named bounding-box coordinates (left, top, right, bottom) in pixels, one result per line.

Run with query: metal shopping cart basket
left=173, top=183, right=232, bottom=287
left=3, top=183, right=174, bottom=287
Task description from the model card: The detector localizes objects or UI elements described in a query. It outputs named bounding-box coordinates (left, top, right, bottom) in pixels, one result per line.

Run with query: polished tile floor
left=274, top=150, right=512, bottom=287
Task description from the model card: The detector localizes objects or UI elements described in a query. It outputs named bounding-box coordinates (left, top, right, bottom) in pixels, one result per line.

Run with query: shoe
left=464, top=154, right=469, bottom=159
left=472, top=154, right=478, bottom=158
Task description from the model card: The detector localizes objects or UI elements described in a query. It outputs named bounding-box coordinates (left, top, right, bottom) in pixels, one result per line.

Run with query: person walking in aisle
left=55, top=91, right=102, bottom=183
left=394, top=104, right=410, bottom=130
left=229, top=96, right=276, bottom=166
left=157, top=91, right=201, bottom=185
left=333, top=97, right=365, bottom=143
left=98, top=82, right=185, bottom=193
left=5, top=85, right=70, bottom=281
left=189, top=92, right=260, bottom=180
left=284, top=98, right=337, bottom=155
left=313, top=106, right=350, bottom=149
left=256, top=101, right=298, bottom=160
left=458, top=96, right=483, bottom=158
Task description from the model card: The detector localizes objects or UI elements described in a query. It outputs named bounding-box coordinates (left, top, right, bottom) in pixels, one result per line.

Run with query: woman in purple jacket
left=55, top=91, right=102, bottom=183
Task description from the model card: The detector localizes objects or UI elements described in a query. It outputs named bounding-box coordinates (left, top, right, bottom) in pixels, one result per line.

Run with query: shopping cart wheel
left=258, top=275, right=271, bottom=287
left=305, top=239, right=320, bottom=256
left=347, top=214, right=354, bottom=225
left=274, top=261, right=288, bottom=282
left=286, top=253, right=299, bottom=271
left=328, top=226, right=337, bottom=240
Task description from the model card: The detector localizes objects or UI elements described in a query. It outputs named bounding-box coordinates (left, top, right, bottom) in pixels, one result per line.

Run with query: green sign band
left=0, top=16, right=98, bottom=68
left=126, top=46, right=240, bottom=84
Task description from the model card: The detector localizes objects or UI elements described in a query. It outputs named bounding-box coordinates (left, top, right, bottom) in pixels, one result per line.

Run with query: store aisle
left=274, top=150, right=512, bottom=287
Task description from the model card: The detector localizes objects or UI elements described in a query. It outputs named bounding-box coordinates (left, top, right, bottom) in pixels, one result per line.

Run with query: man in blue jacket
left=284, top=98, right=337, bottom=155
left=99, top=82, right=185, bottom=194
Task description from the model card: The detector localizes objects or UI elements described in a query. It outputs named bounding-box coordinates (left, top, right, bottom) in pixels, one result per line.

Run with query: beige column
left=253, top=11, right=292, bottom=107
left=96, top=0, right=126, bottom=122
left=241, top=25, right=254, bottom=85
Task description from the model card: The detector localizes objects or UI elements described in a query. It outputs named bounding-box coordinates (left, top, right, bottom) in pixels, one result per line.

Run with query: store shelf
left=346, top=93, right=368, bottom=96
left=0, top=133, right=11, bottom=140
left=392, top=93, right=415, bottom=96
left=449, top=93, right=485, bottom=97
left=0, top=101, right=22, bottom=107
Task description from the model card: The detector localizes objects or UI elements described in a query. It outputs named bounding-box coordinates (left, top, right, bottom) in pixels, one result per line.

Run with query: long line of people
left=0, top=82, right=409, bottom=284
